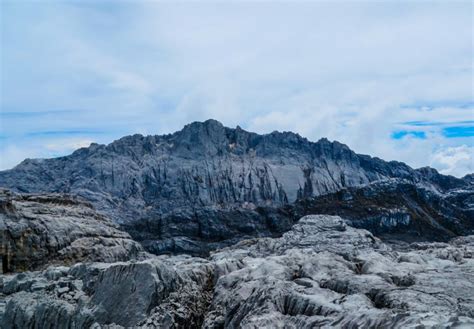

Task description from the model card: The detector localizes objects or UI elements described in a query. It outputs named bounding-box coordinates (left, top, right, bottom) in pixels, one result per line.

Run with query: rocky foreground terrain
left=1, top=212, right=473, bottom=328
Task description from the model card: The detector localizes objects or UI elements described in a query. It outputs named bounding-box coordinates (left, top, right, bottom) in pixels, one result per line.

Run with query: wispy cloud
left=431, top=145, right=474, bottom=177
left=1, top=109, right=81, bottom=118
left=25, top=130, right=106, bottom=137
left=402, top=120, right=474, bottom=127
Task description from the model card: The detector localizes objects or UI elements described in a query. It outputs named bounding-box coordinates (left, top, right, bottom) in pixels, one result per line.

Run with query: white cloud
left=430, top=145, right=474, bottom=177
left=0, top=145, right=39, bottom=171
left=45, top=139, right=95, bottom=152
left=0, top=138, right=98, bottom=170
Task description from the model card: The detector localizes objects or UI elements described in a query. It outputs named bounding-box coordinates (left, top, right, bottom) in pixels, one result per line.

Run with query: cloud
left=0, top=145, right=38, bottom=171
left=430, top=145, right=474, bottom=177
left=45, top=139, right=95, bottom=153
left=0, top=1, right=473, bottom=176
left=0, top=136, right=98, bottom=170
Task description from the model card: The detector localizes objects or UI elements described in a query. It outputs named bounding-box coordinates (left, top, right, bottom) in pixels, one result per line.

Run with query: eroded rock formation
left=1, top=215, right=473, bottom=328
left=287, top=178, right=474, bottom=241
left=0, top=189, right=144, bottom=273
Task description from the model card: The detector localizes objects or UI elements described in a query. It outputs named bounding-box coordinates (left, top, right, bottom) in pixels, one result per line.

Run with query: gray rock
left=1, top=215, right=473, bottom=328
left=0, top=190, right=144, bottom=273
left=1, top=256, right=214, bottom=328
left=288, top=178, right=474, bottom=242
left=204, top=215, right=474, bottom=328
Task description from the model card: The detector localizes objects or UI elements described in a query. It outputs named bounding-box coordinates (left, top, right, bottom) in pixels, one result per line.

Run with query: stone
left=57, top=286, right=69, bottom=295
left=1, top=215, right=473, bottom=328
left=0, top=190, right=145, bottom=273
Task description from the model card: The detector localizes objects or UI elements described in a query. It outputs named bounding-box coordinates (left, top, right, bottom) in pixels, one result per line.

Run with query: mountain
left=0, top=119, right=471, bottom=255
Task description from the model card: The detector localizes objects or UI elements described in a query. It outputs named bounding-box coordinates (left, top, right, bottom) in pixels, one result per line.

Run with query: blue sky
left=0, top=1, right=473, bottom=177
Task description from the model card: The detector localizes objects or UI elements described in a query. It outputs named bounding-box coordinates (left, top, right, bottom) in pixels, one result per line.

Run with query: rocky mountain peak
left=171, top=119, right=229, bottom=157
left=182, top=118, right=225, bottom=131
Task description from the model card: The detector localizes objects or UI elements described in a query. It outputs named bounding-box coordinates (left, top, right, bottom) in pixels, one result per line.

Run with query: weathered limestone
left=1, top=215, right=473, bottom=328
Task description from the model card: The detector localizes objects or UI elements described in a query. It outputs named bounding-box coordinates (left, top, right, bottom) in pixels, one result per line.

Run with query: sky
left=0, top=1, right=473, bottom=177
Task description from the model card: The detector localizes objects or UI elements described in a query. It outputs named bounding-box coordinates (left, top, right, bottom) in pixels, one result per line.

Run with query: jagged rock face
left=1, top=215, right=473, bottom=328
left=0, top=189, right=144, bottom=273
left=1, top=120, right=472, bottom=328
left=122, top=177, right=473, bottom=256
left=0, top=256, right=215, bottom=328
left=123, top=206, right=295, bottom=256
left=204, top=216, right=474, bottom=328
left=287, top=178, right=474, bottom=242
left=122, top=177, right=474, bottom=255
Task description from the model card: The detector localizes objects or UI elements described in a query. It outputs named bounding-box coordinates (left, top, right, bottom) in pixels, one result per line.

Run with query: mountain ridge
left=0, top=119, right=472, bottom=255
left=4, top=119, right=468, bottom=191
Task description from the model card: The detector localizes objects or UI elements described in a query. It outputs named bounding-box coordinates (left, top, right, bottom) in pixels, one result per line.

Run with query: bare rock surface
left=204, top=215, right=474, bottom=328
left=0, top=189, right=144, bottom=273
left=287, top=178, right=474, bottom=242
left=1, top=215, right=473, bottom=328
left=0, top=256, right=214, bottom=328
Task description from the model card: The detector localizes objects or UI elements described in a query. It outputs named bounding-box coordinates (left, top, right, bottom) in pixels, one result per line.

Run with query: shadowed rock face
left=1, top=215, right=473, bottom=328
left=123, top=177, right=474, bottom=255
left=0, top=189, right=144, bottom=273
left=286, top=178, right=474, bottom=242
left=0, top=120, right=471, bottom=255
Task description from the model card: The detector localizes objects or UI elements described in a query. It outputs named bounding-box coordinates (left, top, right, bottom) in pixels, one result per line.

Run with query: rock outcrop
left=0, top=189, right=144, bottom=273
left=204, top=215, right=474, bottom=328
left=287, top=178, right=474, bottom=241
left=2, top=215, right=473, bottom=328
left=0, top=120, right=471, bottom=254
